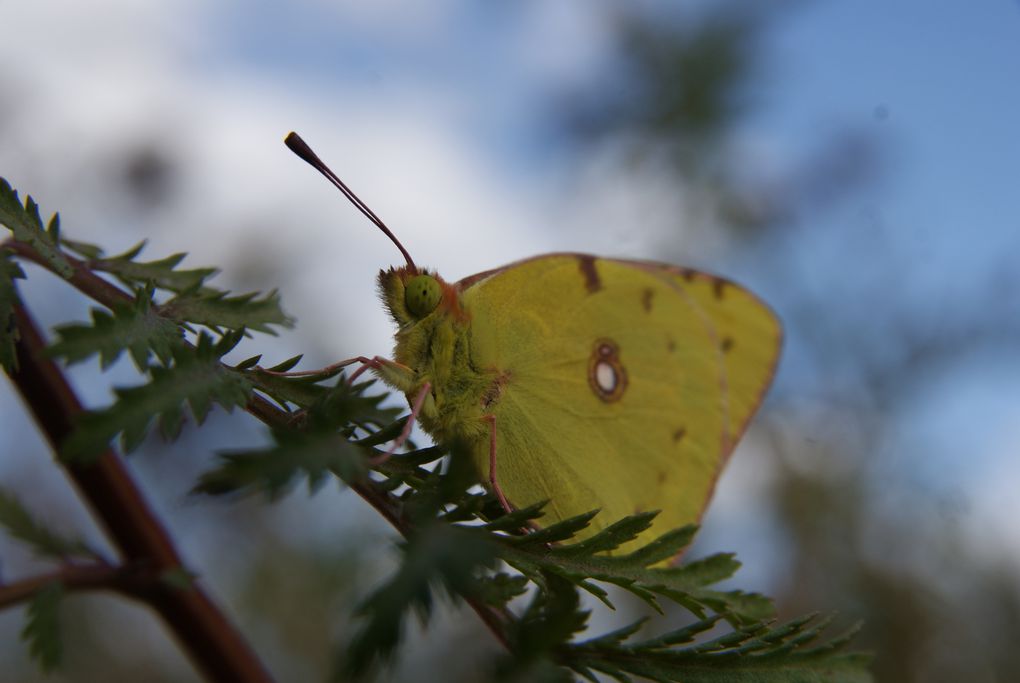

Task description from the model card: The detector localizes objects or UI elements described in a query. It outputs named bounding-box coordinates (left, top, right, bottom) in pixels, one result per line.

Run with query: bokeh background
left=3, top=2, right=1020, bottom=681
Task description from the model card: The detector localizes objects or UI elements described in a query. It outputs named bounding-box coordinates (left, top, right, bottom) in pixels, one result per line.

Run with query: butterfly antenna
left=284, top=131, right=416, bottom=270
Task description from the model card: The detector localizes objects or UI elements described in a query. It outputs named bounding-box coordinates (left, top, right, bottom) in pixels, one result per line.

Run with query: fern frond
left=0, top=489, right=99, bottom=560
left=500, top=514, right=772, bottom=624
left=91, top=241, right=217, bottom=292
left=194, top=379, right=399, bottom=497
left=21, top=582, right=64, bottom=672
left=47, top=290, right=183, bottom=369
left=162, top=288, right=294, bottom=335
left=62, top=332, right=253, bottom=460
left=340, top=523, right=498, bottom=678
left=0, top=249, right=26, bottom=370
left=0, top=178, right=72, bottom=278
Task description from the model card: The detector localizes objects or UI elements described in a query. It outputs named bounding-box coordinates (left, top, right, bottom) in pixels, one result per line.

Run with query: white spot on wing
left=595, top=361, right=617, bottom=393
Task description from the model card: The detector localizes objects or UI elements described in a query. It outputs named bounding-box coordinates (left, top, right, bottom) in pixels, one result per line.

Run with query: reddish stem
left=7, top=302, right=275, bottom=683
left=0, top=562, right=134, bottom=609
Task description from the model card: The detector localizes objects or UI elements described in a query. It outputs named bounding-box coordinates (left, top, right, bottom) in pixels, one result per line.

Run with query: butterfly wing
left=459, top=254, right=781, bottom=542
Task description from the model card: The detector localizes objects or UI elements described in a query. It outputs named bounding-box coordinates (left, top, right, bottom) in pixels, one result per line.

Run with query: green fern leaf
left=500, top=514, right=772, bottom=624
left=0, top=178, right=72, bottom=278
left=60, top=237, right=104, bottom=259
left=565, top=613, right=873, bottom=683
left=0, top=250, right=26, bottom=371
left=246, top=367, right=336, bottom=409
left=0, top=488, right=98, bottom=560
left=162, top=288, right=294, bottom=334
left=193, top=428, right=369, bottom=498
left=340, top=523, right=498, bottom=679
left=494, top=572, right=590, bottom=683
left=62, top=332, right=253, bottom=460
left=21, top=582, right=64, bottom=672
left=47, top=292, right=183, bottom=369
left=475, top=572, right=530, bottom=608
left=93, top=241, right=217, bottom=292
left=195, top=380, right=399, bottom=497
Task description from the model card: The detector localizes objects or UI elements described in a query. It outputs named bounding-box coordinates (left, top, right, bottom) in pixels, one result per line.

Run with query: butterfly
left=285, top=132, right=782, bottom=548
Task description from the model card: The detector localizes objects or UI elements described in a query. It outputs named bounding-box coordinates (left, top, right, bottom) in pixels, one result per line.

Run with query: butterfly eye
left=405, top=274, right=442, bottom=318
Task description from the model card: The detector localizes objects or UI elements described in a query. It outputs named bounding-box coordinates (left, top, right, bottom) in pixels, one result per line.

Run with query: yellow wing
left=460, top=254, right=781, bottom=544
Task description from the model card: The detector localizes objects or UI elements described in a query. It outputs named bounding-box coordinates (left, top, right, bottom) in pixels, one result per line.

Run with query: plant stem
left=0, top=563, right=123, bottom=609
left=7, top=302, right=275, bottom=683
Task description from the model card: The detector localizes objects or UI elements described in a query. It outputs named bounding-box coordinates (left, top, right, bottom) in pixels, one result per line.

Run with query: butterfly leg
left=256, top=355, right=372, bottom=378
left=256, top=355, right=413, bottom=386
left=483, top=414, right=514, bottom=515
left=369, top=381, right=431, bottom=466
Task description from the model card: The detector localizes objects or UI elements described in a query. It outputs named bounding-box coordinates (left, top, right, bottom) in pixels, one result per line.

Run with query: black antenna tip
left=284, top=132, right=319, bottom=167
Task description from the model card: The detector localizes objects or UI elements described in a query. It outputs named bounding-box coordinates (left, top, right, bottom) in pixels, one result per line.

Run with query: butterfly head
left=379, top=266, right=465, bottom=328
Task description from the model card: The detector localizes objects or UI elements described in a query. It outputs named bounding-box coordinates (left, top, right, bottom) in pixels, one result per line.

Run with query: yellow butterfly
left=286, top=133, right=782, bottom=547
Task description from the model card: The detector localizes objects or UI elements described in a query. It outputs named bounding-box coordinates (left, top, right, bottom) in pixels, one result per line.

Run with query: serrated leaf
left=92, top=241, right=217, bottom=292
left=614, top=524, right=699, bottom=567
left=305, top=378, right=401, bottom=432
left=0, top=489, right=97, bottom=560
left=235, top=354, right=262, bottom=370
left=517, top=571, right=590, bottom=647
left=21, top=582, right=64, bottom=672
left=266, top=354, right=303, bottom=372
left=474, top=572, right=530, bottom=608
left=46, top=213, right=60, bottom=241
left=565, top=614, right=873, bottom=683
left=355, top=416, right=410, bottom=449
left=194, top=428, right=369, bottom=499
left=579, top=617, right=650, bottom=649
left=161, top=288, right=294, bottom=335
left=480, top=501, right=549, bottom=533
left=553, top=511, right=661, bottom=557
left=340, top=524, right=497, bottom=678
left=47, top=294, right=183, bottom=370
left=494, top=572, right=590, bottom=682
left=0, top=250, right=26, bottom=371
left=503, top=510, right=600, bottom=547
left=196, top=379, right=398, bottom=497
left=247, top=368, right=332, bottom=409
left=60, top=237, right=104, bottom=259
left=0, top=179, right=73, bottom=278
left=499, top=516, right=772, bottom=623
left=62, top=332, right=252, bottom=461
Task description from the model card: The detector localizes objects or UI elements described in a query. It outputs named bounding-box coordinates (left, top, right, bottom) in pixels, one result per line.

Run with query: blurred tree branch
left=6, top=299, right=276, bottom=683
left=0, top=563, right=126, bottom=609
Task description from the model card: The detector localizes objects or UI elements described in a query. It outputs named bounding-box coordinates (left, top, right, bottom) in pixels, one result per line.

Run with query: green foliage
left=0, top=249, right=26, bottom=371
left=194, top=379, right=399, bottom=498
left=496, top=571, right=589, bottom=682
left=0, top=178, right=72, bottom=278
left=84, top=240, right=218, bottom=292
left=48, top=291, right=184, bottom=369
left=162, top=288, right=293, bottom=335
left=62, top=332, right=254, bottom=460
left=499, top=514, right=772, bottom=625
left=0, top=174, right=871, bottom=681
left=0, top=489, right=98, bottom=560
left=340, top=523, right=499, bottom=678
left=21, top=582, right=64, bottom=672
left=563, top=613, right=871, bottom=683
left=330, top=492, right=869, bottom=682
